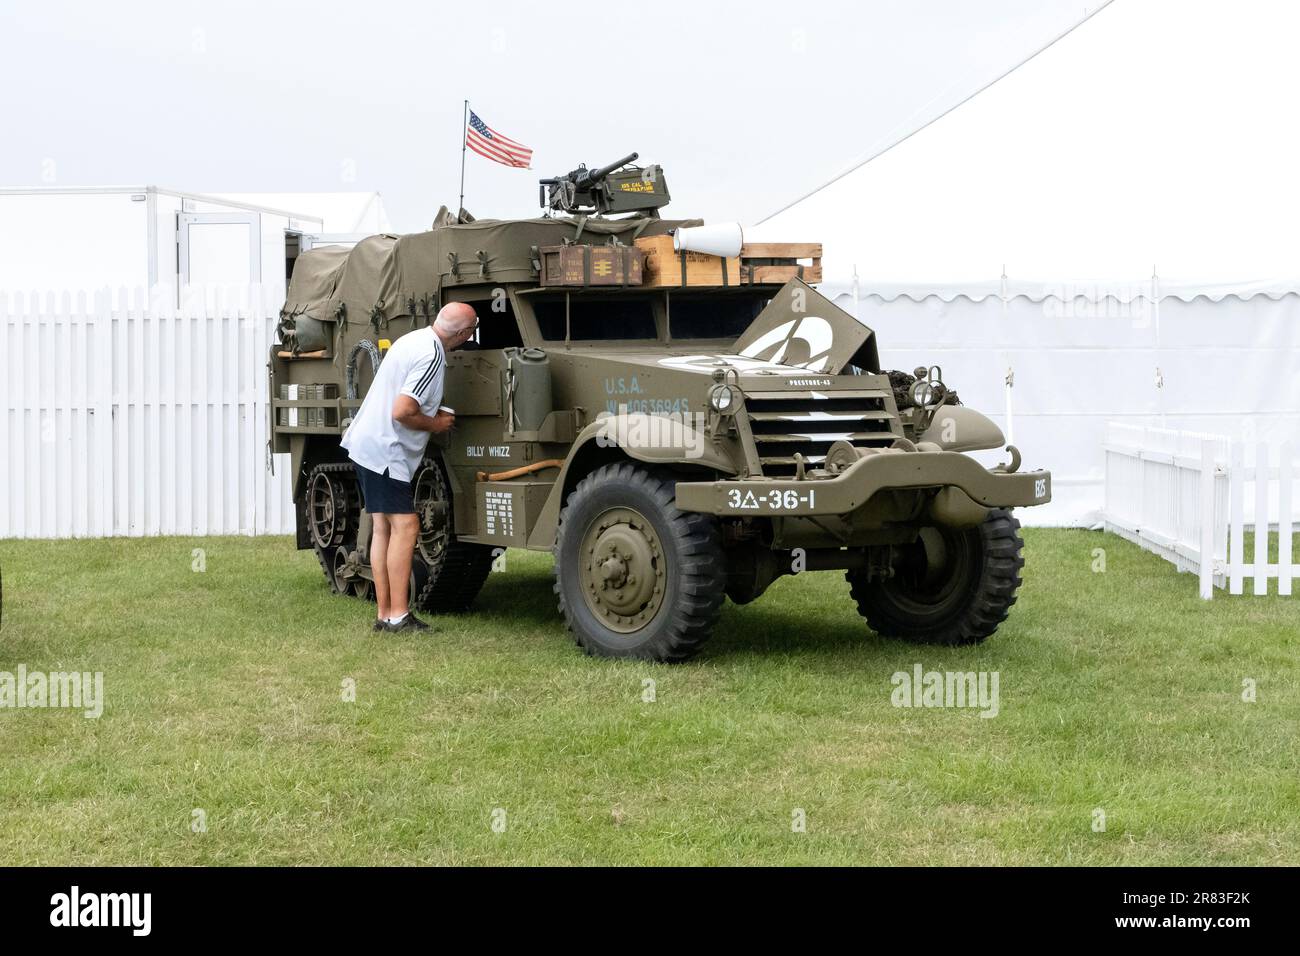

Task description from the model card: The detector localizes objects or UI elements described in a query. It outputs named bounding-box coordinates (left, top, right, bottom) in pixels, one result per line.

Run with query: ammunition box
left=278, top=383, right=340, bottom=429
left=539, top=244, right=644, bottom=287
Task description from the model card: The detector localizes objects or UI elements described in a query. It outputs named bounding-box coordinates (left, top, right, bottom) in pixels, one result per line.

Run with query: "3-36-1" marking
left=727, top=488, right=817, bottom=511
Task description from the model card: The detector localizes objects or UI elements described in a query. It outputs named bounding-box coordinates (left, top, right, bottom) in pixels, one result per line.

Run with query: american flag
left=465, top=110, right=532, bottom=168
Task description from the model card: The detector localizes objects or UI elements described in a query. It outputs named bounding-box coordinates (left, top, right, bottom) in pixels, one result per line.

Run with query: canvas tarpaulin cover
left=279, top=215, right=696, bottom=351
left=279, top=243, right=350, bottom=353
left=324, top=233, right=418, bottom=335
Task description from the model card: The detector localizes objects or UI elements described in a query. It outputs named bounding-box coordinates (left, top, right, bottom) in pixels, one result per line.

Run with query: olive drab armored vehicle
left=270, top=154, right=1051, bottom=662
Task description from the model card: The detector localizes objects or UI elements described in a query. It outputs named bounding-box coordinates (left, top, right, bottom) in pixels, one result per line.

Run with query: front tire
left=554, top=463, right=725, bottom=662
left=848, top=508, right=1025, bottom=645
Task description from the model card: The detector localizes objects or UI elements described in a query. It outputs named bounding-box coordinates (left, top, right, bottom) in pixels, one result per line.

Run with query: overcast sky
left=1, top=0, right=1098, bottom=231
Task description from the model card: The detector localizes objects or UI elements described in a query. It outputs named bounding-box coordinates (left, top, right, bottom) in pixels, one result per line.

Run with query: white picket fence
left=1103, top=422, right=1296, bottom=598
left=1, top=287, right=295, bottom=538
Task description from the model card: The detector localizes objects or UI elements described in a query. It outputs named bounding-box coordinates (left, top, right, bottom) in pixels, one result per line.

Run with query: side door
left=440, top=337, right=509, bottom=541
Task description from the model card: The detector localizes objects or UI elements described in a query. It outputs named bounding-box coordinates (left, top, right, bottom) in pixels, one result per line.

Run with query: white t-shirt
left=341, top=328, right=446, bottom=482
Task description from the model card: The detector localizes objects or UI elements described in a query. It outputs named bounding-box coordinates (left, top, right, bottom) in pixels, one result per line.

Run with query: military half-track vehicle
left=270, top=154, right=1051, bottom=662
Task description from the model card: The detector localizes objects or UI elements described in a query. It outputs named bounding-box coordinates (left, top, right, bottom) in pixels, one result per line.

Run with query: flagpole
left=458, top=99, right=468, bottom=217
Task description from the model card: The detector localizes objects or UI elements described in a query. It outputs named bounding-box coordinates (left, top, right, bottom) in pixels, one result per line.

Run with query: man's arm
left=393, top=395, right=454, bottom=434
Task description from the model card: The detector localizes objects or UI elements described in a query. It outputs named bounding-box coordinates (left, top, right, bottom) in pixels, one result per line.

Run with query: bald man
left=341, top=302, right=479, bottom=632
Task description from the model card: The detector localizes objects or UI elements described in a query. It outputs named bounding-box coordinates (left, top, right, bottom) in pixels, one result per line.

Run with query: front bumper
left=674, top=451, right=1051, bottom=516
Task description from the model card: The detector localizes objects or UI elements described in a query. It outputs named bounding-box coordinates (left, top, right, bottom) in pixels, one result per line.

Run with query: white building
left=0, top=186, right=388, bottom=305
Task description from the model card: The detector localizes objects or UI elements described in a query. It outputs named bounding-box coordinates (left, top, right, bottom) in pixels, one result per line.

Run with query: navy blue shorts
left=353, top=463, right=415, bottom=515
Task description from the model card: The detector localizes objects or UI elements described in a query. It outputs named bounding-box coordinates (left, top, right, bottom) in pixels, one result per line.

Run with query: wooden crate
left=539, top=244, right=644, bottom=287
left=739, top=241, right=822, bottom=284
left=740, top=263, right=823, bottom=284
left=635, top=235, right=742, bottom=287
left=740, top=242, right=823, bottom=259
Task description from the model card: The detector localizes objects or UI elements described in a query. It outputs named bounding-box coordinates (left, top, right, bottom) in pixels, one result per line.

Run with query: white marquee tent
left=753, top=0, right=1300, bottom=526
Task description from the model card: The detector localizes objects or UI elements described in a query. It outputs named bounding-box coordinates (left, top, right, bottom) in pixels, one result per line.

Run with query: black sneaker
left=372, top=619, right=390, bottom=633
left=388, top=612, right=431, bottom=632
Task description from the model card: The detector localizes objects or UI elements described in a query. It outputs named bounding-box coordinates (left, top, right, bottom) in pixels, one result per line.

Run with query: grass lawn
left=1, top=529, right=1296, bottom=866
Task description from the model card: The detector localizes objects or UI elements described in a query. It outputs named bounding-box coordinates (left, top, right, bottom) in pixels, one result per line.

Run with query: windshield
left=528, top=290, right=774, bottom=344
left=532, top=295, right=658, bottom=341
left=668, top=294, right=769, bottom=340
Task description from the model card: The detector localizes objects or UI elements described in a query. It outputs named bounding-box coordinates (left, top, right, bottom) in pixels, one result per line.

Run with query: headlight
left=709, top=384, right=739, bottom=413
left=910, top=380, right=936, bottom=407
left=910, top=378, right=947, bottom=409
left=910, top=365, right=948, bottom=409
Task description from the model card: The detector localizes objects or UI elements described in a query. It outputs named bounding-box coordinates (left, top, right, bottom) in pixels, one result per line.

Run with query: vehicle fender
left=525, top=415, right=736, bottom=549
left=581, top=413, right=735, bottom=472
left=915, top=405, right=1005, bottom=453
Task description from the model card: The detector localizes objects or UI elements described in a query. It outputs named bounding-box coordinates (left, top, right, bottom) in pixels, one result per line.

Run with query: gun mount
left=539, top=152, right=671, bottom=217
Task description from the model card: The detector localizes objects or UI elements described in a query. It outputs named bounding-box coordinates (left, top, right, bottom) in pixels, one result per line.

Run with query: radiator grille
left=744, top=392, right=899, bottom=476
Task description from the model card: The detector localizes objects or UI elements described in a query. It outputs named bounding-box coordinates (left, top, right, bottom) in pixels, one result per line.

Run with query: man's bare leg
left=387, top=513, right=420, bottom=620
left=371, top=512, right=393, bottom=621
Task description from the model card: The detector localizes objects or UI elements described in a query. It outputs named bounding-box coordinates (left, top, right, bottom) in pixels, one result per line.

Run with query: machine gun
left=539, top=152, right=671, bottom=217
